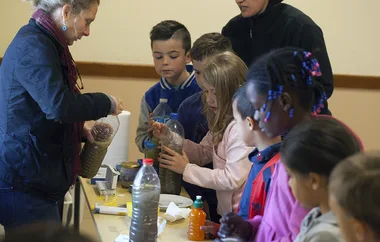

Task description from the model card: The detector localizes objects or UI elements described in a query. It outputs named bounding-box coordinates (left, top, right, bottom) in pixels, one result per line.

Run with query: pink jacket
left=182, top=121, right=252, bottom=215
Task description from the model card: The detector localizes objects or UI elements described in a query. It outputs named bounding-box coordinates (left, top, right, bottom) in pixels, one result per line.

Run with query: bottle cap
left=143, top=158, right=154, bottom=165
left=170, top=113, right=178, bottom=120
left=194, top=195, right=203, bottom=208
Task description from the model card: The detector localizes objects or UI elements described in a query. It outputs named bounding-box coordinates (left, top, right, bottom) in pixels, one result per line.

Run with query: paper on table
left=163, top=202, right=191, bottom=223
left=114, top=234, right=129, bottom=242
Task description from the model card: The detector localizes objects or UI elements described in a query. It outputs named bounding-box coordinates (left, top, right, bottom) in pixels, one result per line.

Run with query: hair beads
left=256, top=49, right=328, bottom=124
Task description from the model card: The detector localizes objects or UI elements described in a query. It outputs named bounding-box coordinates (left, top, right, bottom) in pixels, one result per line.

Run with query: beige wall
left=1, top=0, right=380, bottom=75
left=0, top=1, right=379, bottom=160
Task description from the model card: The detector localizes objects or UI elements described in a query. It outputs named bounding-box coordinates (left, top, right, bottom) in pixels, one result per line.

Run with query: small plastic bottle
left=188, top=195, right=206, bottom=241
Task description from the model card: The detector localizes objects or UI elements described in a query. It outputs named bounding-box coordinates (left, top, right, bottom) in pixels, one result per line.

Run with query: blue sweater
left=178, top=91, right=208, bottom=143
left=135, top=66, right=202, bottom=152
left=238, top=143, right=281, bottom=219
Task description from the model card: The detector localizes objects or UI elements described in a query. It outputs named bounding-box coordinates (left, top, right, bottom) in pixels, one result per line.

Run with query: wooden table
left=79, top=178, right=212, bottom=242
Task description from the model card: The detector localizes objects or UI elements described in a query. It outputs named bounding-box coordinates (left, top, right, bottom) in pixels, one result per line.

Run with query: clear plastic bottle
left=152, top=98, right=172, bottom=123
left=188, top=195, right=206, bottom=241
left=151, top=98, right=171, bottom=169
left=80, top=115, right=119, bottom=178
left=160, top=113, right=184, bottom=195
left=129, top=158, right=161, bottom=242
left=144, top=140, right=159, bottom=173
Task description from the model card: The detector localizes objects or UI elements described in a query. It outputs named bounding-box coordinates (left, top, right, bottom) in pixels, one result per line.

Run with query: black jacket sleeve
left=16, top=34, right=111, bottom=123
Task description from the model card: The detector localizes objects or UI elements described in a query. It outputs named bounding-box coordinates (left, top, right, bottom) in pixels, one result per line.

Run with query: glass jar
left=120, top=161, right=140, bottom=189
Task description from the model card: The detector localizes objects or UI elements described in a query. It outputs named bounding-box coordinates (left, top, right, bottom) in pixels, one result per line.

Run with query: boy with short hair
left=135, top=20, right=201, bottom=152
left=178, top=32, right=232, bottom=143
left=177, top=33, right=232, bottom=223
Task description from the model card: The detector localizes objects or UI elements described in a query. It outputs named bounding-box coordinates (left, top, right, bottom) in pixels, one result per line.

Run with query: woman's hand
left=152, top=122, right=171, bottom=140
left=159, top=145, right=189, bottom=174
left=110, top=96, right=123, bottom=115
left=82, top=122, right=94, bottom=143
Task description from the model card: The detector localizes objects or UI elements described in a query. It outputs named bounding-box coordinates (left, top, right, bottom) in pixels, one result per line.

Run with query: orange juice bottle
left=188, top=195, right=206, bottom=241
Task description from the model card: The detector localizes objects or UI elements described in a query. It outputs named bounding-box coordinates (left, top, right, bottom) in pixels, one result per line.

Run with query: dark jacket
left=178, top=91, right=208, bottom=143
left=0, top=19, right=111, bottom=201
left=222, top=1, right=333, bottom=113
left=135, top=67, right=201, bottom=152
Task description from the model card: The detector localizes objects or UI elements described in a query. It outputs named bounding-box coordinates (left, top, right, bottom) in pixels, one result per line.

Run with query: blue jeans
left=0, top=180, right=61, bottom=233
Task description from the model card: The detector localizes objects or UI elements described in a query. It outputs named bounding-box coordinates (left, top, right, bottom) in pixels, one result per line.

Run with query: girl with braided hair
left=217, top=47, right=363, bottom=242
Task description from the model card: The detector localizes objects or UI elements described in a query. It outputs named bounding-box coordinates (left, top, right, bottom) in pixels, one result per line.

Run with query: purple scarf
left=32, top=9, right=84, bottom=183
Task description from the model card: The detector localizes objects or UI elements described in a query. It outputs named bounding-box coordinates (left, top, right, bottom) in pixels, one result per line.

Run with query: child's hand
left=200, top=220, right=219, bottom=239
left=152, top=122, right=170, bottom=140
left=159, top=146, right=189, bottom=174
left=217, top=213, right=252, bottom=241
left=147, top=113, right=154, bottom=136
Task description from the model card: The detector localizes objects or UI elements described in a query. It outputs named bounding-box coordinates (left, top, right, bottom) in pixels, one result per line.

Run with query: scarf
left=32, top=9, right=84, bottom=183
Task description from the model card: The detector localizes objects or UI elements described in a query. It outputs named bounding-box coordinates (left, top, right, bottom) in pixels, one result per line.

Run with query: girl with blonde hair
left=152, top=51, right=252, bottom=216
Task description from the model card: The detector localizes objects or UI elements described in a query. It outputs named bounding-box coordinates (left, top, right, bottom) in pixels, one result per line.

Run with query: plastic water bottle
left=160, top=113, right=184, bottom=195
left=129, top=158, right=161, bottom=242
left=188, top=195, right=206, bottom=241
left=144, top=140, right=159, bottom=173
left=151, top=98, right=171, bottom=167
left=152, top=98, right=172, bottom=123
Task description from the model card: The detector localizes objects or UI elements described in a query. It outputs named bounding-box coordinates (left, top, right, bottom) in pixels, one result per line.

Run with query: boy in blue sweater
left=178, top=33, right=232, bottom=144
left=177, top=33, right=232, bottom=223
left=135, top=20, right=201, bottom=152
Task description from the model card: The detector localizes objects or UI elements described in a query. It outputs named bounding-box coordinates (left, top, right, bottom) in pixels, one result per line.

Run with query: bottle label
left=154, top=117, right=165, bottom=123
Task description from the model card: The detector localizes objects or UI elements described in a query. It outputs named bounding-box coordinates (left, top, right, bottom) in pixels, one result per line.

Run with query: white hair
left=27, top=0, right=99, bottom=14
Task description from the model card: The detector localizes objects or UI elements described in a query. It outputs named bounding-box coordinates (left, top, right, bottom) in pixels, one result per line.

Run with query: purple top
left=248, top=116, right=364, bottom=241
left=248, top=161, right=309, bottom=242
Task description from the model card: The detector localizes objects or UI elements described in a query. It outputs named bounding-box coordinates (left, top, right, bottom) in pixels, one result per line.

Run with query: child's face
left=192, top=58, right=207, bottom=87
left=285, top=166, right=321, bottom=210
left=152, top=38, right=190, bottom=83
left=329, top=195, right=372, bottom=242
left=235, top=0, right=269, bottom=18
left=232, top=100, right=256, bottom=146
left=202, top=82, right=217, bottom=113
left=246, top=82, right=289, bottom=138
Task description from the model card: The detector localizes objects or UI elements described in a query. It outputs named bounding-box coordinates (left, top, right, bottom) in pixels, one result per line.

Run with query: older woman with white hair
left=0, top=0, right=123, bottom=231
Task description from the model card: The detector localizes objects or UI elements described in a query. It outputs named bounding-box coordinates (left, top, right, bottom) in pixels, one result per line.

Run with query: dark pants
left=0, top=180, right=61, bottom=233
left=182, top=162, right=220, bottom=223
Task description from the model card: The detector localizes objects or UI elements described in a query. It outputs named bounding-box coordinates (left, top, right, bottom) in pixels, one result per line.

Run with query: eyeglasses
left=72, top=59, right=84, bottom=90
left=75, top=66, right=84, bottom=90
